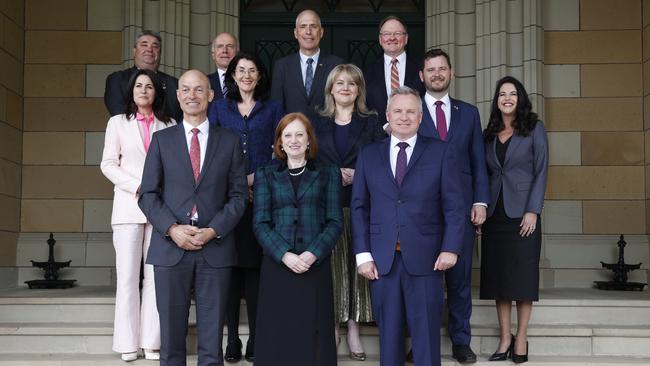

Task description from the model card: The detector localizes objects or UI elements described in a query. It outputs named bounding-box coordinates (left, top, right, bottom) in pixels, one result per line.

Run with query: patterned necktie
left=390, top=58, right=400, bottom=91
left=435, top=100, right=447, bottom=141
left=190, top=128, right=200, bottom=216
left=395, top=141, right=408, bottom=187
left=221, top=73, right=227, bottom=95
left=305, top=58, right=314, bottom=96
left=136, top=112, right=154, bottom=152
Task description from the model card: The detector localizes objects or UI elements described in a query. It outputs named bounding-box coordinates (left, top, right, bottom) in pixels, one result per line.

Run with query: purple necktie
left=435, top=100, right=447, bottom=141
left=395, top=142, right=408, bottom=187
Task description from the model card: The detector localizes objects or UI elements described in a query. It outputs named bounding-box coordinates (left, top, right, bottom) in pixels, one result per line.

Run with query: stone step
left=0, top=354, right=649, bottom=366
left=2, top=322, right=650, bottom=358
left=2, top=287, right=649, bottom=327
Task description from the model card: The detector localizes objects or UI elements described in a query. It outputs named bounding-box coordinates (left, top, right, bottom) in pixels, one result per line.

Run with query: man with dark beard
left=417, top=48, right=490, bottom=364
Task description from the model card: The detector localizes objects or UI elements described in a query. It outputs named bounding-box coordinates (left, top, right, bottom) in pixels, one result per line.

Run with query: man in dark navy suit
left=270, top=9, right=343, bottom=115
left=139, top=69, right=247, bottom=366
left=207, top=32, right=238, bottom=100
left=351, top=87, right=465, bottom=366
left=418, top=48, right=490, bottom=364
left=104, top=30, right=182, bottom=122
left=364, top=16, right=424, bottom=126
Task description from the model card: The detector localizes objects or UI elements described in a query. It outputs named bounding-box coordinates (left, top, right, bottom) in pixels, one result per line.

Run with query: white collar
left=183, top=119, right=209, bottom=135
left=384, top=51, right=406, bottom=66
left=390, top=133, right=417, bottom=148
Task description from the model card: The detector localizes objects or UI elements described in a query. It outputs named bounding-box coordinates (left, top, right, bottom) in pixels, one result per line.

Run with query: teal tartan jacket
left=253, top=160, right=343, bottom=264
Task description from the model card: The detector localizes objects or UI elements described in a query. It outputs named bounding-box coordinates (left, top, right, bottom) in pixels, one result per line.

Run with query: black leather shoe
left=244, top=339, right=254, bottom=362
left=512, top=341, right=528, bottom=364
left=452, top=345, right=477, bottom=364
left=489, top=334, right=514, bottom=361
left=224, top=339, right=242, bottom=363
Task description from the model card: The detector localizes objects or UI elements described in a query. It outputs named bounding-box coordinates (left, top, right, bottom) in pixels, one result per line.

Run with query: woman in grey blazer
left=480, top=76, right=548, bottom=364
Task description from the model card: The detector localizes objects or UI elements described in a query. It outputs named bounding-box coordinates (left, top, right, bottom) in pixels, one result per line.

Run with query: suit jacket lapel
left=310, top=58, right=328, bottom=102
left=174, top=124, right=196, bottom=187
left=342, top=115, right=365, bottom=164
left=420, top=99, right=440, bottom=140
left=447, top=98, right=460, bottom=141
left=406, top=136, right=426, bottom=172
left=292, top=54, right=308, bottom=99
left=198, top=125, right=219, bottom=187
left=296, top=167, right=320, bottom=201
left=129, top=115, right=147, bottom=156
left=504, top=133, right=523, bottom=167
left=380, top=139, right=397, bottom=187
left=405, top=58, right=420, bottom=88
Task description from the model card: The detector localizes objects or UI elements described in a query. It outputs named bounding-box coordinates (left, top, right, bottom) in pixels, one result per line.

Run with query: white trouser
left=111, top=223, right=160, bottom=353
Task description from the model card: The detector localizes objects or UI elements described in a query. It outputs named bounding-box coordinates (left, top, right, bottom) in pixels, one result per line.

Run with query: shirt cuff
left=473, top=202, right=488, bottom=207
left=356, top=252, right=374, bottom=267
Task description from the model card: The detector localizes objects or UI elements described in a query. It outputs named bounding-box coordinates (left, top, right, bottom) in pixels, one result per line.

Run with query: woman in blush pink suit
left=100, top=69, right=175, bottom=362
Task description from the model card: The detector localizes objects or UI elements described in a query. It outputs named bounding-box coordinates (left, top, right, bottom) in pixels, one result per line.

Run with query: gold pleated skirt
left=331, top=208, right=374, bottom=323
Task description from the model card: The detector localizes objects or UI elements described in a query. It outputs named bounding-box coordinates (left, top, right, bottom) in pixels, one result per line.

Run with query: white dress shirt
left=299, top=50, right=321, bottom=84
left=356, top=133, right=418, bottom=267
left=383, top=51, right=407, bottom=96
left=423, top=92, right=451, bottom=132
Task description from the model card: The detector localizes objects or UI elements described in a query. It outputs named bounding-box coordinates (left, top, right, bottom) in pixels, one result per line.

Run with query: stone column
left=424, top=0, right=543, bottom=121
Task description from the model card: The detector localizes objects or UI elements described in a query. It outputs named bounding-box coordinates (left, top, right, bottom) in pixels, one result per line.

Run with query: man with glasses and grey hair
left=104, top=30, right=182, bottom=122
left=364, top=16, right=424, bottom=127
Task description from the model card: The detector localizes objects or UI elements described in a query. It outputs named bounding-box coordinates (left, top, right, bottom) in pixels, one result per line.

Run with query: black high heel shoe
left=512, top=341, right=529, bottom=364
left=488, top=334, right=514, bottom=361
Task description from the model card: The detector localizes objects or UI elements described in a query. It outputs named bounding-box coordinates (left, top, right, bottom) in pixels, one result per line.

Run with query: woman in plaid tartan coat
left=253, top=112, right=343, bottom=366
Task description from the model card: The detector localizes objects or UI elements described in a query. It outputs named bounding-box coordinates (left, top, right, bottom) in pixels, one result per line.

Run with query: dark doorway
left=240, top=1, right=425, bottom=74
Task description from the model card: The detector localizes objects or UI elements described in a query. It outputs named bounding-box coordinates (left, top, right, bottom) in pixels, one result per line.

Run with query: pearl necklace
left=288, top=166, right=306, bottom=176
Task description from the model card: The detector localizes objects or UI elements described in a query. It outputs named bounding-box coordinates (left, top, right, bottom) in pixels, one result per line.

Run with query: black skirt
left=255, top=255, right=337, bottom=366
left=480, top=193, right=541, bottom=301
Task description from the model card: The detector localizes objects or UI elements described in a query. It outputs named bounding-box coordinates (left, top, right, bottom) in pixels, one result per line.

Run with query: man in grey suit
left=270, top=9, right=343, bottom=115
left=139, top=69, right=247, bottom=366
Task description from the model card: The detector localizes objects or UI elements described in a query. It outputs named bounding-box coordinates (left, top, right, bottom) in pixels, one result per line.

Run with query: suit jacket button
left=293, top=219, right=298, bottom=225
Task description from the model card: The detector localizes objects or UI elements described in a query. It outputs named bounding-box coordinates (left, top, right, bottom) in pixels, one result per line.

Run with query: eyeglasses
left=380, top=31, right=407, bottom=38
left=236, top=68, right=258, bottom=76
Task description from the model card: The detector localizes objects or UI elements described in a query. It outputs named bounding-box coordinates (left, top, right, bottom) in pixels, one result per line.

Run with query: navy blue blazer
left=419, top=97, right=490, bottom=213
left=485, top=122, right=548, bottom=218
left=363, top=55, right=424, bottom=125
left=208, top=99, right=283, bottom=174
left=139, top=123, right=248, bottom=268
left=312, top=112, right=386, bottom=207
left=207, top=71, right=225, bottom=100
left=104, top=66, right=182, bottom=122
left=270, top=52, right=344, bottom=115
left=351, top=135, right=465, bottom=276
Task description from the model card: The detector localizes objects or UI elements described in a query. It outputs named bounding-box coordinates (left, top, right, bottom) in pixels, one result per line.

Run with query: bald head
left=177, top=70, right=214, bottom=125
left=294, top=9, right=323, bottom=55
left=211, top=32, right=238, bottom=70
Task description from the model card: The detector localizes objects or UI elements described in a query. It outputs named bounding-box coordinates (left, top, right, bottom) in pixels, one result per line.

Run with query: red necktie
left=190, top=128, right=200, bottom=216
left=390, top=58, right=400, bottom=91
left=435, top=101, right=447, bottom=141
left=395, top=142, right=408, bottom=187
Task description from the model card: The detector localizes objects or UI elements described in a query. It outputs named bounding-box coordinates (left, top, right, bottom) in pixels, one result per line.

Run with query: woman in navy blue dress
left=312, top=64, right=386, bottom=360
left=208, top=52, right=283, bottom=362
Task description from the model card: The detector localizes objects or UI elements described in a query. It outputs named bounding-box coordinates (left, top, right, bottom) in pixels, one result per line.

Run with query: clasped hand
left=168, top=224, right=217, bottom=251
left=282, top=251, right=317, bottom=274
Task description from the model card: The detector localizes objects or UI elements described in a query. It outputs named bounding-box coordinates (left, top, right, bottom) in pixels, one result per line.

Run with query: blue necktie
left=305, top=58, right=314, bottom=96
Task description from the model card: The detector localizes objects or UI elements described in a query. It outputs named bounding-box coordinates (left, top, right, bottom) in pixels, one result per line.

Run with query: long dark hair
left=224, top=52, right=270, bottom=102
left=483, top=76, right=538, bottom=141
left=124, top=69, right=172, bottom=124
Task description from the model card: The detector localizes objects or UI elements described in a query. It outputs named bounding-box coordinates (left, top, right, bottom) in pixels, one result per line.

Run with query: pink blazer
left=100, top=114, right=176, bottom=224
